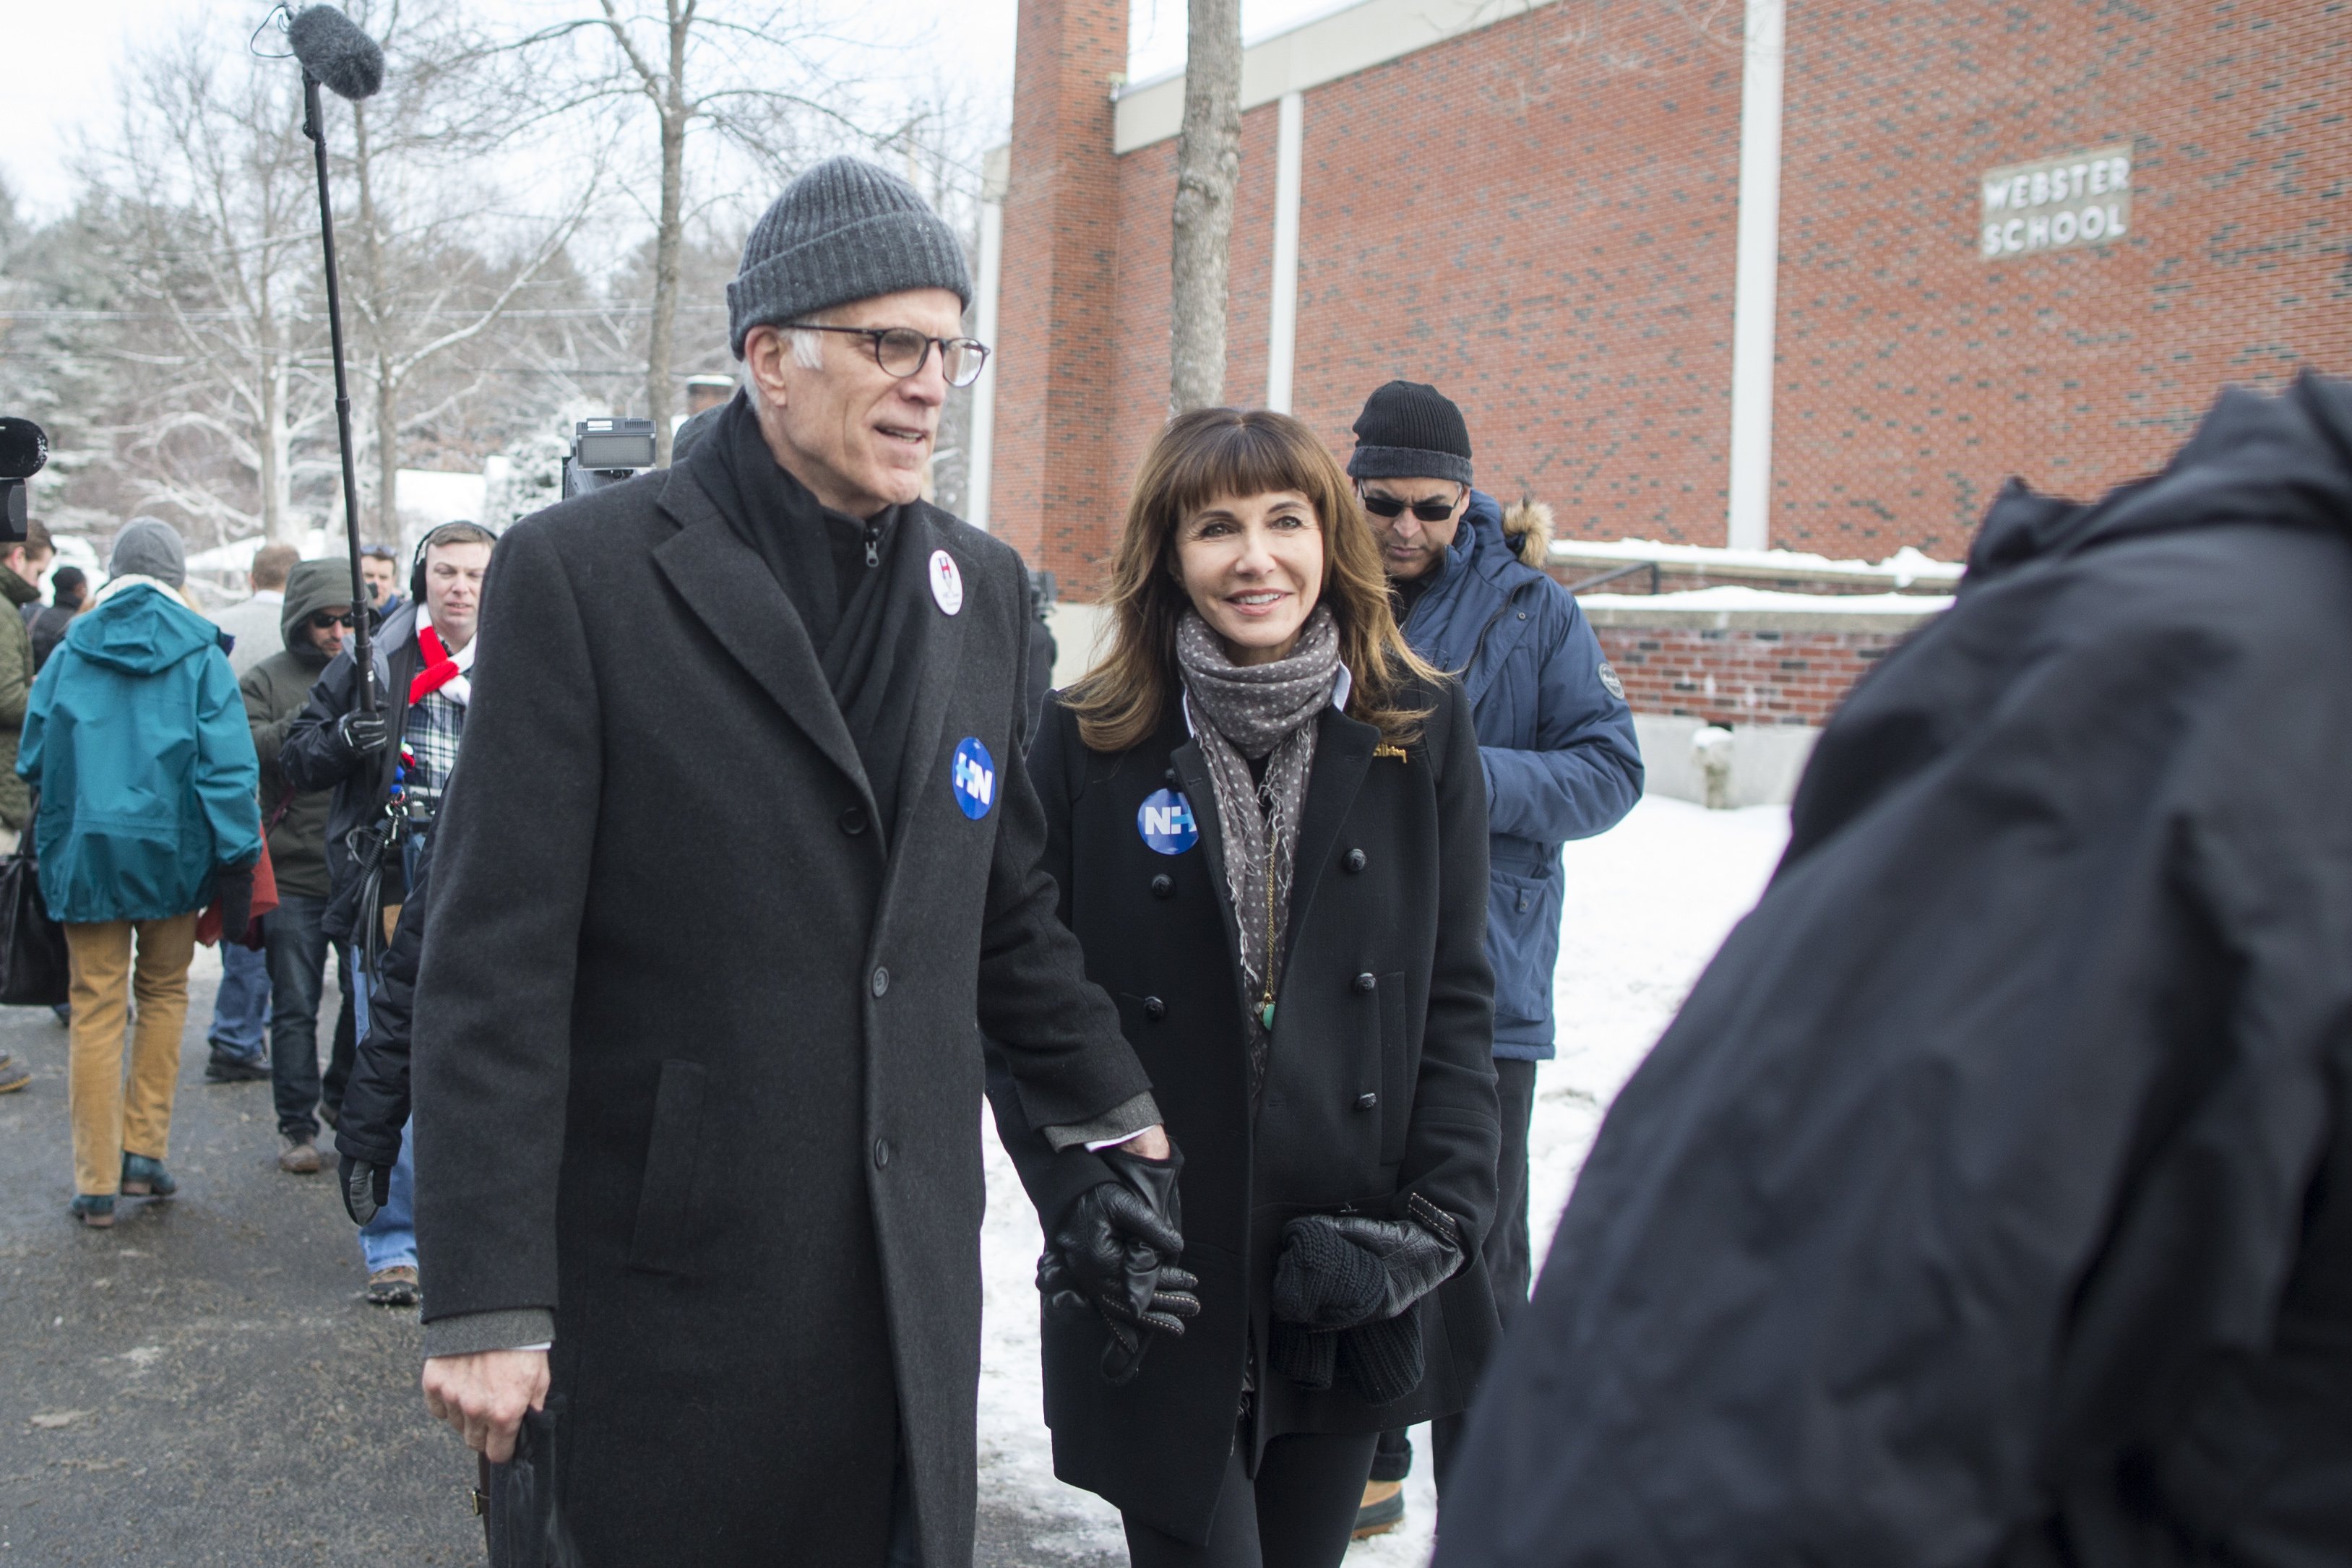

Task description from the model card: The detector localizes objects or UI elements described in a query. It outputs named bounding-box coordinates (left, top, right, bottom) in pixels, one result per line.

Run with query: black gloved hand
left=1272, top=1197, right=1464, bottom=1332
left=1269, top=1195, right=1465, bottom=1405
left=335, top=707, right=390, bottom=759
left=1050, top=1143, right=1202, bottom=1384
left=339, top=1152, right=390, bottom=1225
left=215, top=863, right=255, bottom=947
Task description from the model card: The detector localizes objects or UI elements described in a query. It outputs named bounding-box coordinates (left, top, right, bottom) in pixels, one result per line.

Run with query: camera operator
left=278, top=521, right=492, bottom=1116
left=360, top=544, right=402, bottom=616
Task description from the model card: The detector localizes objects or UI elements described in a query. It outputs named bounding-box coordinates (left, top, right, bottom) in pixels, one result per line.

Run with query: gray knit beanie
left=111, top=517, right=186, bottom=587
left=726, top=157, right=973, bottom=358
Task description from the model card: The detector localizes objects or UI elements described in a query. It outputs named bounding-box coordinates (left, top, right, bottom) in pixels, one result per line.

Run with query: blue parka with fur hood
left=18, top=578, right=262, bottom=923
left=1399, top=491, right=1643, bottom=1056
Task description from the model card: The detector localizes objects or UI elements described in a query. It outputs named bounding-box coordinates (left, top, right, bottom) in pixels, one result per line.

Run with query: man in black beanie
left=1348, top=380, right=1644, bottom=1537
left=411, top=156, right=1184, bottom=1567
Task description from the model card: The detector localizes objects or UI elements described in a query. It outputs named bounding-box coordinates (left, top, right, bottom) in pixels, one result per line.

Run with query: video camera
left=561, top=417, right=658, bottom=499
left=0, top=418, right=46, bottom=543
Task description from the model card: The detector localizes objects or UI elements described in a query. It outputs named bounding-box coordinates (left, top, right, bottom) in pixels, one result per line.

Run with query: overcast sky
left=1, top=0, right=1347, bottom=219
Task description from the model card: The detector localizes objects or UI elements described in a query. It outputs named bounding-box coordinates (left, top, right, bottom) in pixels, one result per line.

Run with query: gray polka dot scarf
left=1175, top=605, right=1341, bottom=1093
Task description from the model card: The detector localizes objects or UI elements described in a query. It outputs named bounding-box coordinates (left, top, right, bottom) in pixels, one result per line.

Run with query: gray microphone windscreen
left=288, top=6, right=385, bottom=101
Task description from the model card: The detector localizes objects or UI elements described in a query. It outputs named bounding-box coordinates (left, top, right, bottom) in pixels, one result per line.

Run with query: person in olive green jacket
left=0, top=517, right=53, bottom=1098
left=240, top=559, right=360, bottom=1173
left=0, top=519, right=59, bottom=850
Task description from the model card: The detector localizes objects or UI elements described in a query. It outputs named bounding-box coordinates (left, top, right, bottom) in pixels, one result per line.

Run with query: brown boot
left=1354, top=1480, right=1405, bottom=1539
left=277, top=1135, right=321, bottom=1175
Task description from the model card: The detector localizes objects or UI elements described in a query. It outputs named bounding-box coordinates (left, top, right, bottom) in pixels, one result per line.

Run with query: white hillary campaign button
left=929, top=549, right=964, bottom=616
left=951, top=736, right=996, bottom=819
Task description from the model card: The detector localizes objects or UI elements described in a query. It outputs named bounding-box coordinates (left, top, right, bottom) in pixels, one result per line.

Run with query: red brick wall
left=992, top=0, right=1129, bottom=585
left=997, top=0, right=2352, bottom=589
left=1009, top=0, right=1746, bottom=597
left=1770, top=1, right=2352, bottom=559
left=1594, top=622, right=1903, bottom=725
left=1283, top=6, right=1742, bottom=549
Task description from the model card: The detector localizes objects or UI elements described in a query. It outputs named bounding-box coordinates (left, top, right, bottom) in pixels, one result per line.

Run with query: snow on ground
left=975, top=796, right=1793, bottom=1564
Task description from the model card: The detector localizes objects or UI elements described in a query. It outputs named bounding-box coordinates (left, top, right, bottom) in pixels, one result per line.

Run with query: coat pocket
left=1486, top=866, right=1561, bottom=1030
left=626, top=1060, right=708, bottom=1278
left=1378, top=971, right=1409, bottom=1163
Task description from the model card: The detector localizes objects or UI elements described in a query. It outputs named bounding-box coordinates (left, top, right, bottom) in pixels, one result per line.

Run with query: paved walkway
left=0, top=956, right=1119, bottom=1566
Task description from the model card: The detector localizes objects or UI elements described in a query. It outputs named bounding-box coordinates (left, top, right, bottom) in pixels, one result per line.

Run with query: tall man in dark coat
left=1350, top=382, right=1642, bottom=1527
left=1435, top=374, right=2352, bottom=1567
left=411, top=158, right=1177, bottom=1568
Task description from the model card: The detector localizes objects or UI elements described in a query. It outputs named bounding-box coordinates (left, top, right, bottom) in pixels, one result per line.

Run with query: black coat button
left=1344, top=848, right=1366, bottom=873
left=1165, top=768, right=1179, bottom=783
left=1150, top=874, right=1174, bottom=899
left=1353, top=973, right=1377, bottom=993
left=839, top=806, right=867, bottom=836
left=873, top=1139, right=891, bottom=1168
left=1143, top=996, right=1167, bottom=1020
left=871, top=968, right=889, bottom=997
left=1356, top=1092, right=1378, bottom=1111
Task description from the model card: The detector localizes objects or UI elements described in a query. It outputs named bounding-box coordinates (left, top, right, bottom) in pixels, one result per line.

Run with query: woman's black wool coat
left=988, top=673, right=1503, bottom=1544
left=409, top=462, right=1155, bottom=1568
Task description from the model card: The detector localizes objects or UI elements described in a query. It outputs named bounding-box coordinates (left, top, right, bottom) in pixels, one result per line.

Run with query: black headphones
left=408, top=520, right=499, bottom=603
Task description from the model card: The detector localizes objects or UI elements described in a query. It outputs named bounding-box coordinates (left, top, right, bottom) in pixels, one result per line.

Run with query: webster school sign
left=1980, top=145, right=2132, bottom=259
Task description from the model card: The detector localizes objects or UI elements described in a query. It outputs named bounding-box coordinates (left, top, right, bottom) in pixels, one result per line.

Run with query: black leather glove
left=1048, top=1143, right=1201, bottom=1384
left=335, top=707, right=390, bottom=759
left=339, top=1152, right=391, bottom=1225
left=215, top=863, right=255, bottom=947
left=1270, top=1195, right=1465, bottom=1405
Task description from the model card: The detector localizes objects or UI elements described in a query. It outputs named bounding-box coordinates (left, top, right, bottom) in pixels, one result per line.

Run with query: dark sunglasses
left=307, top=611, right=357, bottom=630
left=1360, top=491, right=1460, bottom=523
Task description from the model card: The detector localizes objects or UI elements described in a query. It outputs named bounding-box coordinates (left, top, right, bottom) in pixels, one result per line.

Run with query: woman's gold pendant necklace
left=1257, top=837, right=1278, bottom=1032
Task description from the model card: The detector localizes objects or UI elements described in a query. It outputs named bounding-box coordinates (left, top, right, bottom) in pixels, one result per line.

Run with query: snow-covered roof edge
left=1552, top=537, right=1965, bottom=588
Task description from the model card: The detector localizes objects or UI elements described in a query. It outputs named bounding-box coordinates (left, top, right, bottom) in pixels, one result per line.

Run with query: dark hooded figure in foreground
left=1434, top=373, right=2352, bottom=1568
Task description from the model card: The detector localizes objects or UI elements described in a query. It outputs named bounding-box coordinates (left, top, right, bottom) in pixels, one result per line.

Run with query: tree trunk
left=645, top=14, right=689, bottom=468
left=266, top=345, right=300, bottom=546
left=1168, top=0, right=1243, bottom=415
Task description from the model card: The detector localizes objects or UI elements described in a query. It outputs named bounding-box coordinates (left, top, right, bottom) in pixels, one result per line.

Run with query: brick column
left=995, top=0, right=1127, bottom=596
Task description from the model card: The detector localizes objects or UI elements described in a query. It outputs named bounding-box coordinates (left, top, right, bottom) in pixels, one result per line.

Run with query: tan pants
left=64, top=914, right=198, bottom=1197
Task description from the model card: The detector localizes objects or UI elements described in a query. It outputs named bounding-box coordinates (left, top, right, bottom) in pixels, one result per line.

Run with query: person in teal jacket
left=20, top=519, right=262, bottom=1228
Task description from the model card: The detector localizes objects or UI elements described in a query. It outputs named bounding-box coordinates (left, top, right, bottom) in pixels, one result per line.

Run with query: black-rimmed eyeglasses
left=788, top=324, right=991, bottom=389
left=307, top=611, right=357, bottom=630
left=1360, top=490, right=1460, bottom=522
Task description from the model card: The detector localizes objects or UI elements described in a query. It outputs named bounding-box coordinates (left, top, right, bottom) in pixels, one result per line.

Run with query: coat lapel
left=650, top=465, right=876, bottom=814
left=879, top=507, right=972, bottom=855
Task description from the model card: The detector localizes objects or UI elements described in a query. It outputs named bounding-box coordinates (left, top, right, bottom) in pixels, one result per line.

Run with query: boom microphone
left=288, top=5, right=384, bottom=101
left=283, top=4, right=385, bottom=720
left=0, top=418, right=46, bottom=483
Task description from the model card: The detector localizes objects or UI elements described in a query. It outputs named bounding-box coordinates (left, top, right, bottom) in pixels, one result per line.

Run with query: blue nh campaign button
left=1137, top=788, right=1199, bottom=855
left=951, top=737, right=996, bottom=820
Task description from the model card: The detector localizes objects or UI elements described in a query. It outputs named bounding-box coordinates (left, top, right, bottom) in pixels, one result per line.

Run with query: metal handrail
left=1565, top=560, right=1663, bottom=595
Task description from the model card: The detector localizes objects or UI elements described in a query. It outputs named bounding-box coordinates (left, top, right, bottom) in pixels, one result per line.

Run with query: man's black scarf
left=693, top=392, right=933, bottom=840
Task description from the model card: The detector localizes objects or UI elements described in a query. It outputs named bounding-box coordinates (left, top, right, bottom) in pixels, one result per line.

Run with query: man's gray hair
left=739, top=311, right=835, bottom=409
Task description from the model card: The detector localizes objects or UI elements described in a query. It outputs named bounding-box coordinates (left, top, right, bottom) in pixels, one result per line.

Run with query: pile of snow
left=975, top=796, right=1793, bottom=1563
left=1554, top=536, right=1963, bottom=588
left=1578, top=585, right=1953, bottom=616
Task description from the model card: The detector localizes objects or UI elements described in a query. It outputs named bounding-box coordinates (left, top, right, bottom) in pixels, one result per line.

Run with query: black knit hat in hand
left=1347, top=380, right=1473, bottom=486
left=1339, top=1311, right=1424, bottom=1406
left=1272, top=1215, right=1389, bottom=1328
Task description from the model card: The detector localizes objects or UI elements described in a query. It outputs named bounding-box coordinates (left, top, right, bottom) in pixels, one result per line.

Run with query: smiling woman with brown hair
left=988, top=406, right=1502, bottom=1568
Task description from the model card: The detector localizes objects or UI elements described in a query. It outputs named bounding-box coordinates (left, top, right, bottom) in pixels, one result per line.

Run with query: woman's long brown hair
left=1067, top=407, right=1439, bottom=753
